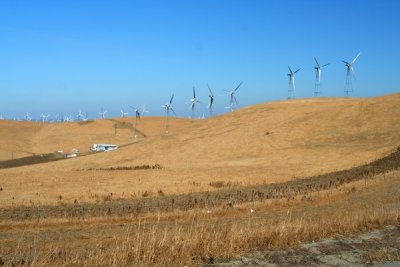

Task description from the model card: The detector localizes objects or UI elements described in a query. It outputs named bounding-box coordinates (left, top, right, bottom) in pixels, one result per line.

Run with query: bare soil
left=216, top=226, right=400, bottom=267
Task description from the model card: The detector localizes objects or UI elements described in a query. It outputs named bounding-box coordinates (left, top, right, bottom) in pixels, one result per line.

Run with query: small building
left=90, top=144, right=118, bottom=152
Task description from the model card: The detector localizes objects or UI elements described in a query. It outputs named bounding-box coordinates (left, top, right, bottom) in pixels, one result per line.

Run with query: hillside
left=0, top=94, right=399, bottom=205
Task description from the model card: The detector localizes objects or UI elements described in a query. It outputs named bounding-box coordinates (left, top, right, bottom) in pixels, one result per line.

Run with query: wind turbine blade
left=170, top=94, right=174, bottom=104
left=351, top=52, right=361, bottom=64
left=288, top=66, right=293, bottom=74
left=193, top=87, right=196, bottom=98
left=322, top=63, right=330, bottom=67
left=224, top=90, right=230, bottom=93
left=234, top=82, right=243, bottom=91
left=313, top=57, right=320, bottom=67
left=208, top=85, right=214, bottom=97
left=351, top=66, right=356, bottom=78
left=295, top=68, right=301, bottom=73
left=342, top=60, right=350, bottom=65
left=170, top=108, right=177, bottom=116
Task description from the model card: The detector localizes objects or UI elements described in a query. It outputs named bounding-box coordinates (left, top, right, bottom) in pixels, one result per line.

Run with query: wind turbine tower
left=287, top=66, right=301, bottom=99
left=208, top=85, right=214, bottom=116
left=162, top=94, right=176, bottom=134
left=342, top=53, right=361, bottom=96
left=313, top=57, right=330, bottom=96
left=129, top=106, right=141, bottom=138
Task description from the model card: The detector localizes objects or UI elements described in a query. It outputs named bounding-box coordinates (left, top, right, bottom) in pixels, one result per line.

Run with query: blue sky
left=1, top=0, right=399, bottom=119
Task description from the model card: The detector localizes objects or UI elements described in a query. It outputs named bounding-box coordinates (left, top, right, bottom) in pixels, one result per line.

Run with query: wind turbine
left=120, top=109, right=128, bottom=118
left=208, top=85, right=214, bottom=115
left=99, top=108, right=107, bottom=120
left=129, top=105, right=141, bottom=138
left=162, top=94, right=176, bottom=134
left=287, top=66, right=301, bottom=99
left=141, top=105, right=149, bottom=116
left=40, top=113, right=50, bottom=123
left=77, top=110, right=85, bottom=121
left=224, top=82, right=242, bottom=110
left=313, top=57, right=330, bottom=96
left=342, top=52, right=361, bottom=95
left=24, top=113, right=32, bottom=121
left=187, top=87, right=201, bottom=118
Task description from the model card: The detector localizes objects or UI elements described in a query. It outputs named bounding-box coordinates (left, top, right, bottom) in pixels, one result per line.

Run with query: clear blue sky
left=1, top=0, right=399, bottom=119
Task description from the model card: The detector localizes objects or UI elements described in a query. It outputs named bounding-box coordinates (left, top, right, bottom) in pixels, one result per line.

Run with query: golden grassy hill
left=0, top=93, right=399, bottom=206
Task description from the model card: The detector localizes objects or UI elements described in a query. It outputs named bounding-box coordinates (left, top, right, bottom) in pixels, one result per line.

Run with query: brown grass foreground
left=1, top=171, right=399, bottom=266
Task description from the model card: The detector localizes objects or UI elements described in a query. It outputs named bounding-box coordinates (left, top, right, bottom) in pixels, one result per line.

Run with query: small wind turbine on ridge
left=187, top=87, right=201, bottom=119
left=224, top=82, right=242, bottom=111
left=129, top=105, right=141, bottom=138
left=141, top=105, right=149, bottom=116
left=120, top=109, right=128, bottom=118
left=342, top=52, right=361, bottom=96
left=208, top=85, right=214, bottom=116
left=313, top=57, right=330, bottom=97
left=99, top=108, right=107, bottom=120
left=162, top=94, right=176, bottom=134
left=287, top=66, right=301, bottom=99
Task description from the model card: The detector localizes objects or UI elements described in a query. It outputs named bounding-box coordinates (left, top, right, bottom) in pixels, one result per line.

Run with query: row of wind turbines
left=288, top=52, right=361, bottom=99
left=1, top=53, right=361, bottom=135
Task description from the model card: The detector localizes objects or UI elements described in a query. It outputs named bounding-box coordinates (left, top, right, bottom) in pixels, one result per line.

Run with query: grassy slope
left=0, top=94, right=399, bottom=205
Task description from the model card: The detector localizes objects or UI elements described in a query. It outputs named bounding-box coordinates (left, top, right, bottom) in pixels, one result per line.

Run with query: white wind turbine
left=313, top=57, right=330, bottom=97
left=162, top=94, right=176, bottom=134
left=76, top=110, right=85, bottom=121
left=287, top=66, right=301, bottom=99
left=208, top=85, right=214, bottom=115
left=40, top=113, right=50, bottom=123
left=187, top=87, right=201, bottom=118
left=120, top=109, right=128, bottom=118
left=224, top=82, right=242, bottom=111
left=342, top=52, right=361, bottom=95
left=141, top=105, right=149, bottom=116
left=24, top=113, right=32, bottom=121
left=129, top=105, right=141, bottom=138
left=99, top=108, right=107, bottom=120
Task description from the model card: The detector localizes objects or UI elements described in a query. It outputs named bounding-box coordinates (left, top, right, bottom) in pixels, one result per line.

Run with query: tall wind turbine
left=313, top=57, right=330, bottom=96
left=208, top=85, right=214, bottom=115
left=287, top=66, right=301, bottom=99
left=342, top=52, right=361, bottom=95
left=129, top=105, right=141, bottom=138
left=188, top=87, right=201, bottom=118
left=99, top=108, right=107, bottom=120
left=162, top=94, right=176, bottom=134
left=224, top=82, right=242, bottom=110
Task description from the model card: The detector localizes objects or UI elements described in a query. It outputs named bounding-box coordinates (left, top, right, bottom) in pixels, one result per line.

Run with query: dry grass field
left=0, top=94, right=400, bottom=266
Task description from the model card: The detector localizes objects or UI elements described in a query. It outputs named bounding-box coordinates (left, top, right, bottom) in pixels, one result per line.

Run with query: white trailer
left=90, top=144, right=118, bottom=152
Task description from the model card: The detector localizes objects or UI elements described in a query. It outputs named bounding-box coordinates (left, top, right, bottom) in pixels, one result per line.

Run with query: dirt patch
left=0, top=153, right=65, bottom=169
left=216, top=226, right=400, bottom=266
left=86, top=164, right=163, bottom=171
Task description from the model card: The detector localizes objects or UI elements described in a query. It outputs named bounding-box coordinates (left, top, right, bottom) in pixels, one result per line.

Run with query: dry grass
left=1, top=171, right=399, bottom=266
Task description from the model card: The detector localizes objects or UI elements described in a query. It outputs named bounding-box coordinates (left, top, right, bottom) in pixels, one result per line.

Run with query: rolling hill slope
left=0, top=94, right=399, bottom=205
